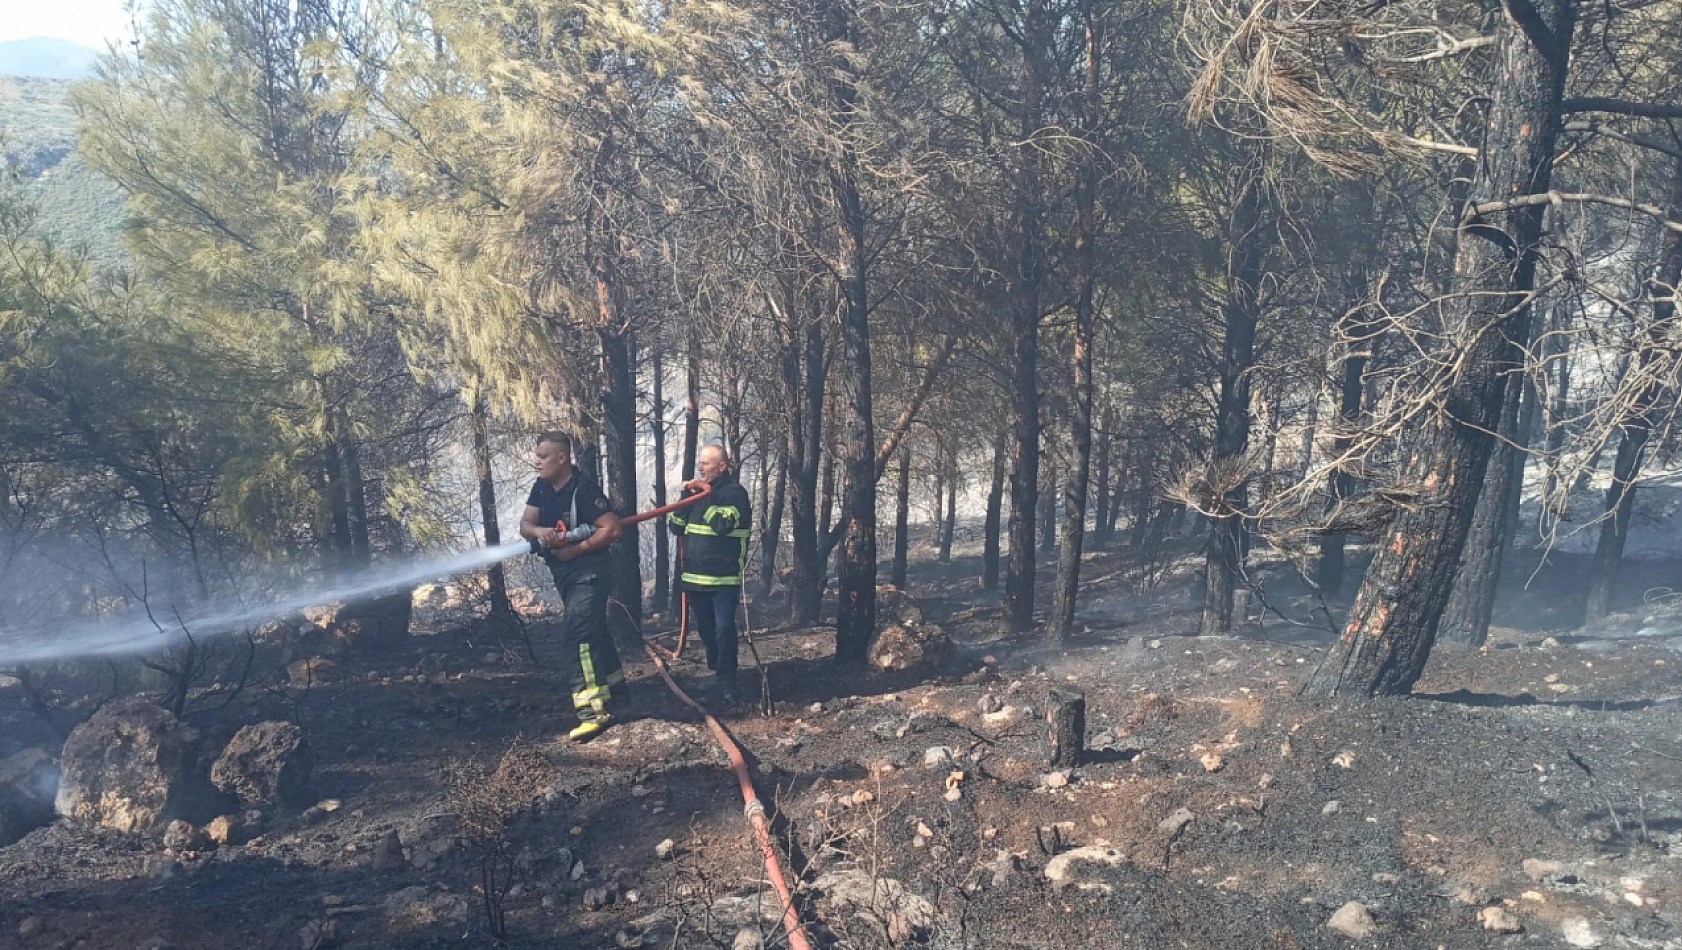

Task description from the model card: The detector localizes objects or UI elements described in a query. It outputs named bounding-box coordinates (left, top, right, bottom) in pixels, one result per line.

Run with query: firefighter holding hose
left=669, top=444, right=752, bottom=706
left=519, top=432, right=625, bottom=742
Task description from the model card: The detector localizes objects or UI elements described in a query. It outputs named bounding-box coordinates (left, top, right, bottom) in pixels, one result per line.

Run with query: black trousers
left=549, top=563, right=624, bottom=721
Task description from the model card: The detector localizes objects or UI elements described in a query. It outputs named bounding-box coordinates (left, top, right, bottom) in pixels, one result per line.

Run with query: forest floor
left=2, top=539, right=1680, bottom=950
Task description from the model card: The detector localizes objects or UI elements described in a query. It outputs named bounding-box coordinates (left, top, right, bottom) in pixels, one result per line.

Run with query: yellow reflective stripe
left=702, top=505, right=743, bottom=523
left=580, top=644, right=597, bottom=690
left=683, top=524, right=750, bottom=538
left=682, top=572, right=741, bottom=586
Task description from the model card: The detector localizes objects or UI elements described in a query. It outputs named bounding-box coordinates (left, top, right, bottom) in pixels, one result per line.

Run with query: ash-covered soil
left=2, top=544, right=1679, bottom=950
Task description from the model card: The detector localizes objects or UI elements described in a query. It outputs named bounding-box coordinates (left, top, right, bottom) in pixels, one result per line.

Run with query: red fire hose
left=569, top=480, right=814, bottom=950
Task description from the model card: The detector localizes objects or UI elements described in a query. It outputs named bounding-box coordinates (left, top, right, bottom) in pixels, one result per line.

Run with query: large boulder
left=56, top=698, right=194, bottom=832
left=0, top=748, right=59, bottom=845
left=869, top=586, right=950, bottom=672
left=211, top=721, right=312, bottom=806
left=304, top=592, right=412, bottom=652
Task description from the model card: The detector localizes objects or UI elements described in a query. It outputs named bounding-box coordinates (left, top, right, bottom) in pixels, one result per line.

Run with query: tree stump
left=1046, top=688, right=1086, bottom=768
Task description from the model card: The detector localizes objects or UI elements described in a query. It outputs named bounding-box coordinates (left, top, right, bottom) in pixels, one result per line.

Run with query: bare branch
left=1465, top=191, right=1682, bottom=232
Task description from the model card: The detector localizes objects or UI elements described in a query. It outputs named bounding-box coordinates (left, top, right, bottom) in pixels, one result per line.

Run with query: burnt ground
left=2, top=538, right=1680, bottom=950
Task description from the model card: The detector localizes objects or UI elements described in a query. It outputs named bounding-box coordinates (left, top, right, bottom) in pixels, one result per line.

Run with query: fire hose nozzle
left=527, top=522, right=597, bottom=554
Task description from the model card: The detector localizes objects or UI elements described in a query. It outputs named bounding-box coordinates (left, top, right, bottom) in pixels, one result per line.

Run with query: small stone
left=655, top=838, right=675, bottom=861
left=943, top=788, right=962, bottom=801
left=977, top=694, right=1003, bottom=715
left=733, top=928, right=763, bottom=950
left=809, top=702, right=824, bottom=713
left=1159, top=807, right=1195, bottom=834
left=614, top=929, right=643, bottom=949
left=1479, top=906, right=1522, bottom=934
left=625, top=889, right=640, bottom=903
left=1624, top=892, right=1644, bottom=907
left=1371, top=873, right=1398, bottom=884
left=1200, top=753, right=1225, bottom=773
left=18, top=917, right=44, bottom=941
left=1331, top=749, right=1356, bottom=768
left=299, top=918, right=338, bottom=949
left=1258, top=773, right=1275, bottom=790
left=1043, top=770, right=1071, bottom=790
left=371, top=830, right=405, bottom=871
left=570, top=860, right=586, bottom=881
left=163, top=819, right=210, bottom=852
left=1522, top=858, right=1563, bottom=881
left=1560, top=917, right=1602, bottom=948
left=1322, top=801, right=1343, bottom=816
left=205, top=815, right=244, bottom=847
left=924, top=747, right=954, bottom=769
left=1279, top=740, right=1293, bottom=758
left=1043, top=845, right=1126, bottom=889
left=322, top=895, right=345, bottom=907
left=851, top=789, right=875, bottom=806
left=583, top=885, right=616, bottom=911
left=631, top=785, right=651, bottom=798
left=1326, top=901, right=1376, bottom=939
left=1541, top=637, right=1561, bottom=649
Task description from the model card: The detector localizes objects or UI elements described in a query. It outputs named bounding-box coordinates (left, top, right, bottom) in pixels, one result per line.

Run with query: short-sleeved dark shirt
left=526, top=471, right=613, bottom=568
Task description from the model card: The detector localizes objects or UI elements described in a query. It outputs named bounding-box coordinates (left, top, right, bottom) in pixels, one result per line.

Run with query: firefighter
left=518, top=432, right=625, bottom=742
left=669, top=444, right=752, bottom=705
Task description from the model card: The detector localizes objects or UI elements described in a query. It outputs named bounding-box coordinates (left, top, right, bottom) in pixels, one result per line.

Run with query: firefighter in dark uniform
left=519, top=432, right=625, bottom=742
left=668, top=444, right=752, bottom=705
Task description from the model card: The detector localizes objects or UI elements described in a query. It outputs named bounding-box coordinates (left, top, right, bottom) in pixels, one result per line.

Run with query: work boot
left=567, top=714, right=612, bottom=743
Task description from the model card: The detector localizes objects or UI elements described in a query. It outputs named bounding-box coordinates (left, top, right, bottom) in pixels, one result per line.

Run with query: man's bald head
left=697, top=444, right=731, bottom=482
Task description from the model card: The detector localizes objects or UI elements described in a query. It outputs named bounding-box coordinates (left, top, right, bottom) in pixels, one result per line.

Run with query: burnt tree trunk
left=1201, top=148, right=1268, bottom=637
left=1093, top=405, right=1114, bottom=550
left=597, top=321, right=642, bottom=637
left=1051, top=13, right=1103, bottom=640
left=788, top=317, right=826, bottom=624
left=762, top=444, right=787, bottom=602
left=471, top=392, right=512, bottom=620
left=1004, top=0, right=1051, bottom=635
left=1046, top=688, right=1086, bottom=769
left=1316, top=305, right=1373, bottom=593
left=651, top=348, right=670, bottom=610
left=1302, top=0, right=1575, bottom=698
left=983, top=429, right=1007, bottom=590
left=824, top=0, right=877, bottom=670
left=1584, top=159, right=1682, bottom=623
left=673, top=320, right=702, bottom=617
left=1038, top=468, right=1057, bottom=554
left=939, top=452, right=956, bottom=564
left=892, top=445, right=911, bottom=589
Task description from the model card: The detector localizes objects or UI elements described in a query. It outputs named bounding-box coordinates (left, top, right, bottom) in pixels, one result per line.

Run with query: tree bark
left=1004, top=0, right=1051, bottom=635
left=823, top=0, right=877, bottom=670
left=892, top=445, right=911, bottom=588
left=983, top=428, right=1006, bottom=590
left=674, top=320, right=702, bottom=617
left=471, top=391, right=513, bottom=620
left=1302, top=0, right=1576, bottom=699
left=1038, top=467, right=1057, bottom=555
left=1201, top=148, right=1268, bottom=636
left=651, top=348, right=670, bottom=609
left=1046, top=688, right=1086, bottom=769
left=762, top=443, right=787, bottom=602
left=939, top=449, right=956, bottom=564
left=1051, top=11, right=1103, bottom=641
left=597, top=323, right=642, bottom=636
left=1093, top=405, right=1113, bottom=550
left=1316, top=305, right=1373, bottom=593
left=788, top=315, right=826, bottom=624
left=1584, top=158, right=1682, bottom=623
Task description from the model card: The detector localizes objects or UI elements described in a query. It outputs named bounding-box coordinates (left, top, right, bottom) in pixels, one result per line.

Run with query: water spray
left=0, top=482, right=712, bottom=667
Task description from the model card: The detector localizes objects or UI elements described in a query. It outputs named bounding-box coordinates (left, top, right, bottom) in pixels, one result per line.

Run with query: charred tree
left=892, top=445, right=911, bottom=588
left=1584, top=159, right=1682, bottom=624
left=1201, top=148, right=1268, bottom=636
left=1302, top=0, right=1576, bottom=699
left=1004, top=0, right=1052, bottom=635
left=470, top=392, right=513, bottom=621
left=983, top=428, right=1007, bottom=590
left=651, top=348, right=670, bottom=610
left=1051, top=12, right=1103, bottom=640
left=762, top=444, right=787, bottom=602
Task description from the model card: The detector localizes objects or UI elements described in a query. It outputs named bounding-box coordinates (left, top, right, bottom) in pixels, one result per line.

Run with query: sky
left=0, top=0, right=142, bottom=50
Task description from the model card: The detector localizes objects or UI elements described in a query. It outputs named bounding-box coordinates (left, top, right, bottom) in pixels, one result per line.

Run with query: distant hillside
left=1, top=75, right=127, bottom=262
left=0, top=38, right=102, bottom=81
